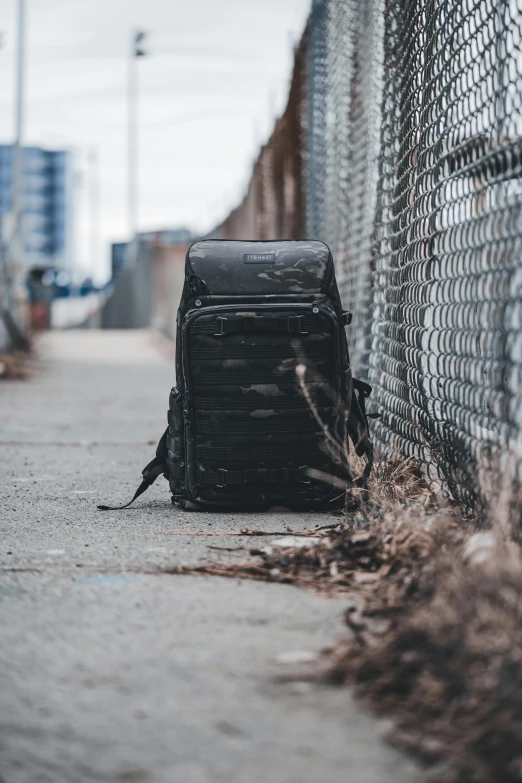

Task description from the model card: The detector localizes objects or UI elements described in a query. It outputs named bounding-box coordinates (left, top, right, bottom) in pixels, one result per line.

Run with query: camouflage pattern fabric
left=187, top=240, right=331, bottom=295
left=165, top=239, right=372, bottom=510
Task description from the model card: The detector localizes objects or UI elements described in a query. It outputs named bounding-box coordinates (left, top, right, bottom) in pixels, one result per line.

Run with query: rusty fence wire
left=215, top=0, right=522, bottom=508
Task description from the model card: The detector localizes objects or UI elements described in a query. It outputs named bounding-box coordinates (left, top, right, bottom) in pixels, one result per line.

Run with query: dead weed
left=164, top=458, right=522, bottom=782
left=0, top=351, right=31, bottom=379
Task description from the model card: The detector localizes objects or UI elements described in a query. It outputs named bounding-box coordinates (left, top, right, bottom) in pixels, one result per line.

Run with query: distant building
left=110, top=228, right=194, bottom=281
left=0, top=144, right=73, bottom=270
left=139, top=227, right=193, bottom=245
left=111, top=242, right=127, bottom=281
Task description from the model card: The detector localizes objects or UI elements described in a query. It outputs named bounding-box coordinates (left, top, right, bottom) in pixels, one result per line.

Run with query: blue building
left=0, top=144, right=73, bottom=270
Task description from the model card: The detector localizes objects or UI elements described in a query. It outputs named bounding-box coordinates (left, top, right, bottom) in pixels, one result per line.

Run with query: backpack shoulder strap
left=97, top=428, right=168, bottom=511
left=349, top=379, right=379, bottom=489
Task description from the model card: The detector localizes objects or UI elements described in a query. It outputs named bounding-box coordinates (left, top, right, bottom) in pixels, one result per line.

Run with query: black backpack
left=99, top=240, right=374, bottom=512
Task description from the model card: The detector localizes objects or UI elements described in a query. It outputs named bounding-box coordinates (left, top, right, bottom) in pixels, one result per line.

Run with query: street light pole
left=9, top=0, right=26, bottom=315
left=1, top=0, right=29, bottom=350
left=127, top=30, right=147, bottom=267
left=88, top=147, right=100, bottom=282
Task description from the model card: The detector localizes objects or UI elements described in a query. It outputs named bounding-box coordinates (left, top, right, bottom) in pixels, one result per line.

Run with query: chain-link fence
left=215, top=0, right=522, bottom=509
left=369, top=0, right=522, bottom=506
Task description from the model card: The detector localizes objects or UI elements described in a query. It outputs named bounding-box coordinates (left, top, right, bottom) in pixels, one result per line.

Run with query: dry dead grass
left=0, top=350, right=31, bottom=379
left=328, top=535, right=522, bottom=783
left=164, top=458, right=522, bottom=782
left=167, top=459, right=459, bottom=596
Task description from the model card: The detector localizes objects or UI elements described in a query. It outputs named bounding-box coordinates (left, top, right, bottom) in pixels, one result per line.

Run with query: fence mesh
left=215, top=0, right=522, bottom=508
left=318, top=0, right=385, bottom=378
left=367, top=0, right=522, bottom=505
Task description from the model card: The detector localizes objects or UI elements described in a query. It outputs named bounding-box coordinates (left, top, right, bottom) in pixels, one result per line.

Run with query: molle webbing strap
left=190, top=368, right=327, bottom=385
left=190, top=345, right=326, bottom=361
left=195, top=443, right=321, bottom=461
left=166, top=432, right=184, bottom=457
left=190, top=314, right=321, bottom=336
left=197, top=465, right=310, bottom=487
left=194, top=395, right=318, bottom=410
left=167, top=411, right=182, bottom=432
left=196, top=419, right=321, bottom=436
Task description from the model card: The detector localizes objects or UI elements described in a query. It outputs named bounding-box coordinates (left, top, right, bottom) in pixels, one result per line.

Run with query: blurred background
left=0, top=0, right=309, bottom=338
left=2, top=0, right=522, bottom=510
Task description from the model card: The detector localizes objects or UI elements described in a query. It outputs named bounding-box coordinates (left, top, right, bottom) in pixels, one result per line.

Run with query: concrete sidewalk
left=0, top=330, right=421, bottom=783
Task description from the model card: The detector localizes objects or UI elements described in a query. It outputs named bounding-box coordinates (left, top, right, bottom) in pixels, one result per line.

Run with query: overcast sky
left=0, top=0, right=311, bottom=282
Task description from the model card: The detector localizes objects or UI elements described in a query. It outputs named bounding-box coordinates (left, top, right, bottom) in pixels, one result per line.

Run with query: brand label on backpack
left=243, top=253, right=276, bottom=264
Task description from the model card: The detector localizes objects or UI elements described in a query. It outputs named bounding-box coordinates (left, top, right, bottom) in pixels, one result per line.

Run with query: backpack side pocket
left=167, top=386, right=186, bottom=496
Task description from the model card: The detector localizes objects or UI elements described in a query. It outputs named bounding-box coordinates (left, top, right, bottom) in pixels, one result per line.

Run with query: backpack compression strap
left=97, top=428, right=168, bottom=511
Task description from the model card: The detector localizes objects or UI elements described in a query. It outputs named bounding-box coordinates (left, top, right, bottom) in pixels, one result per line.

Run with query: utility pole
left=11, top=0, right=26, bottom=297
left=0, top=29, right=8, bottom=323
left=3, top=0, right=29, bottom=348
left=127, top=30, right=147, bottom=267
left=88, top=147, right=100, bottom=282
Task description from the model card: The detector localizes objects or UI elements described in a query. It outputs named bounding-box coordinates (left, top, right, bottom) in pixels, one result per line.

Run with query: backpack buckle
left=214, top=317, right=227, bottom=336
left=342, top=311, right=352, bottom=326
left=217, top=468, right=227, bottom=487
left=288, top=315, right=308, bottom=335
left=298, top=465, right=312, bottom=484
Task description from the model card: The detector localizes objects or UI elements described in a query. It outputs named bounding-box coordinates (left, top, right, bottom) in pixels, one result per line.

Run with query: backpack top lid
left=187, top=239, right=332, bottom=295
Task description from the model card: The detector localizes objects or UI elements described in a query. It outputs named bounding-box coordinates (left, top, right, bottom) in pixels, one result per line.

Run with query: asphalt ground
left=0, top=330, right=422, bottom=783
